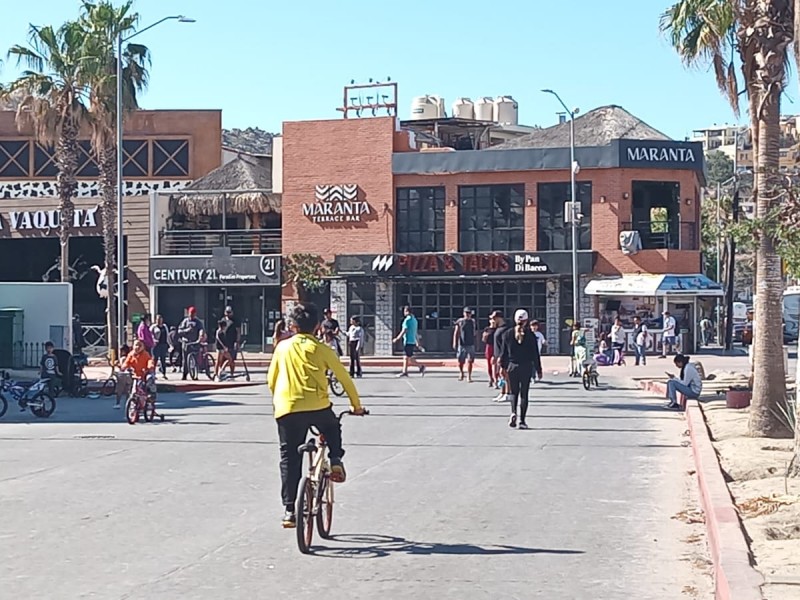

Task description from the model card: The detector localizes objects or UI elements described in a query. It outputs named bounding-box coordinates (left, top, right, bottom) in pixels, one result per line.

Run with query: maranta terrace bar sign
left=617, top=140, right=704, bottom=171
left=303, top=184, right=370, bottom=224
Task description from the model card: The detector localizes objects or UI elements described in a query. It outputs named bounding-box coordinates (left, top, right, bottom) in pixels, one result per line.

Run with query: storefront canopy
left=584, top=274, right=724, bottom=297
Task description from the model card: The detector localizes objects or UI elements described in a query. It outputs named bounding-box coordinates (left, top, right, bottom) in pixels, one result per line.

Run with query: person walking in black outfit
left=151, top=314, right=169, bottom=378
left=500, top=309, right=543, bottom=429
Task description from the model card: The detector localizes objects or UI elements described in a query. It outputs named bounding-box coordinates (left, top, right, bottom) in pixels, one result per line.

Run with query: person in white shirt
left=529, top=320, right=547, bottom=382
left=660, top=310, right=677, bottom=358
left=632, top=315, right=649, bottom=366
left=665, top=353, right=702, bottom=409
left=347, top=317, right=365, bottom=378
left=610, top=317, right=626, bottom=366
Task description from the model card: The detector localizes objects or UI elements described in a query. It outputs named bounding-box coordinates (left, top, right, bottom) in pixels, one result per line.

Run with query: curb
left=638, top=380, right=764, bottom=600
left=85, top=380, right=261, bottom=394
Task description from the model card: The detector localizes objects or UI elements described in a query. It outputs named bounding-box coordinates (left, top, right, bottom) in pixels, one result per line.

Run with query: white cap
left=514, top=309, right=529, bottom=323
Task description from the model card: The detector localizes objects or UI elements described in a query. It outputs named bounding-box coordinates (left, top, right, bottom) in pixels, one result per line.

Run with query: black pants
left=508, top=363, right=533, bottom=422
left=277, top=406, right=344, bottom=510
left=348, top=341, right=362, bottom=377
left=153, top=344, right=168, bottom=375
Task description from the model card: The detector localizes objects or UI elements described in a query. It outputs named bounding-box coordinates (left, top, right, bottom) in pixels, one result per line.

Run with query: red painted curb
left=685, top=400, right=764, bottom=600
left=638, top=380, right=764, bottom=600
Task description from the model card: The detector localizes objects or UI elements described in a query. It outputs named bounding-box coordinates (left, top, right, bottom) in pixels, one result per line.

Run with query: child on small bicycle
left=121, top=340, right=156, bottom=396
left=267, top=302, right=367, bottom=529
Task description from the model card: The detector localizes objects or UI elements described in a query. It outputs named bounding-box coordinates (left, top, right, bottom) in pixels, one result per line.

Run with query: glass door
left=347, top=281, right=376, bottom=355
left=223, top=287, right=266, bottom=352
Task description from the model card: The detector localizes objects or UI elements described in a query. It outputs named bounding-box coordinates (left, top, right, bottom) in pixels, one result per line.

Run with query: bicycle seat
left=297, top=439, right=317, bottom=455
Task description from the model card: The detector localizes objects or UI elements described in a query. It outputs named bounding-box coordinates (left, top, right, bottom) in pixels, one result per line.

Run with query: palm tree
left=78, top=0, right=149, bottom=353
left=4, top=23, right=90, bottom=283
left=662, top=0, right=792, bottom=438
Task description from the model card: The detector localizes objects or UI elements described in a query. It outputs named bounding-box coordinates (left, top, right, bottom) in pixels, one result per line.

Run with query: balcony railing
left=621, top=221, right=698, bottom=251
left=159, top=229, right=282, bottom=256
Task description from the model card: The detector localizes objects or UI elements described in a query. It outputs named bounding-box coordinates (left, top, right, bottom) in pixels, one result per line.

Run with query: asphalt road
left=0, top=368, right=711, bottom=600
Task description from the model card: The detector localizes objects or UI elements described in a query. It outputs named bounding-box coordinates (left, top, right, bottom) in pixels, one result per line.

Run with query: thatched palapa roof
left=170, top=154, right=281, bottom=216
left=493, top=105, right=671, bottom=150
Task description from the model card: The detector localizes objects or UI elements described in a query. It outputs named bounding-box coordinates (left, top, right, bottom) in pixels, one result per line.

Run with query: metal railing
left=622, top=221, right=698, bottom=251
left=159, top=229, right=282, bottom=256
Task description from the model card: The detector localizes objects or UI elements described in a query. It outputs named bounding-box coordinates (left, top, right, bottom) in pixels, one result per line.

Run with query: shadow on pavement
left=0, top=393, right=246, bottom=425
left=311, top=533, right=584, bottom=559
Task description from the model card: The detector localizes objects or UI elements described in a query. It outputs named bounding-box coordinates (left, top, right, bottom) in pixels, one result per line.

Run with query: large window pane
left=536, top=182, right=592, bottom=251
left=396, top=187, right=445, bottom=253
left=458, top=184, right=525, bottom=251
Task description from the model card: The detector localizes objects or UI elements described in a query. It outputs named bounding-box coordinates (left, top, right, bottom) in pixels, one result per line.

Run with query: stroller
left=52, top=349, right=89, bottom=397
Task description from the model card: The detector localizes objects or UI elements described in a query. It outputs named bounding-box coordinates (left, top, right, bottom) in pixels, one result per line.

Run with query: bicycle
left=327, top=371, right=344, bottom=397
left=185, top=342, right=214, bottom=381
left=0, top=372, right=56, bottom=418
left=125, top=372, right=164, bottom=424
left=294, top=409, right=368, bottom=554
left=581, top=360, right=600, bottom=390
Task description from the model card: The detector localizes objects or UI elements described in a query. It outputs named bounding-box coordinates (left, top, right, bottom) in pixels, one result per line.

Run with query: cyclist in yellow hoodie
left=268, top=302, right=366, bottom=528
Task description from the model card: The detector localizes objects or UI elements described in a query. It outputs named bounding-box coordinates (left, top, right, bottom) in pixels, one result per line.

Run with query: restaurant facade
left=280, top=109, right=716, bottom=355
left=0, top=109, right=222, bottom=347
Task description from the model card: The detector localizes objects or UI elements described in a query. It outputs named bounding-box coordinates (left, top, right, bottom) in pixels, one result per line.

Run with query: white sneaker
left=113, top=401, right=121, bottom=409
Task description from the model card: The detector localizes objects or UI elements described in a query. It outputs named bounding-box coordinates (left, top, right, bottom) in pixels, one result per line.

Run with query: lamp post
left=543, top=89, right=581, bottom=325
left=716, top=173, right=737, bottom=346
left=116, top=15, right=194, bottom=349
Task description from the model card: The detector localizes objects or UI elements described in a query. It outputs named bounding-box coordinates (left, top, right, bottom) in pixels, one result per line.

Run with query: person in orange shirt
left=122, top=339, right=155, bottom=380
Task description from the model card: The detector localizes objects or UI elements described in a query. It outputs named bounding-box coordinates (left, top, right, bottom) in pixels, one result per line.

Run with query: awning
left=584, top=274, right=724, bottom=297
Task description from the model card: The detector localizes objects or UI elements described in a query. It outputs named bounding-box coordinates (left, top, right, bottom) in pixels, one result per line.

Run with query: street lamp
left=116, top=15, right=195, bottom=349
left=542, top=89, right=581, bottom=326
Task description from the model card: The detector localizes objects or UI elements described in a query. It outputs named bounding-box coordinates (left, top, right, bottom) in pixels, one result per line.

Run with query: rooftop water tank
left=410, top=95, right=443, bottom=120
left=494, top=95, right=519, bottom=125
left=475, top=97, right=494, bottom=122
left=452, top=97, right=474, bottom=120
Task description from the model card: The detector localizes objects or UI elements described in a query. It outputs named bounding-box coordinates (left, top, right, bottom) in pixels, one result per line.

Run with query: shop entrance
left=395, top=279, right=547, bottom=354
left=347, top=281, right=376, bottom=356
left=206, top=287, right=281, bottom=352
left=156, top=286, right=279, bottom=352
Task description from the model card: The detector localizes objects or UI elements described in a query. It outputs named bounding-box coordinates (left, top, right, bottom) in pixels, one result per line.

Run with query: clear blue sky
left=1, top=0, right=795, bottom=138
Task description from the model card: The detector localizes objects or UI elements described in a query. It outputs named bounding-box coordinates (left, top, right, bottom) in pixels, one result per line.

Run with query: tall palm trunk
left=56, top=116, right=79, bottom=282
left=744, top=0, right=793, bottom=437
left=97, top=143, right=117, bottom=353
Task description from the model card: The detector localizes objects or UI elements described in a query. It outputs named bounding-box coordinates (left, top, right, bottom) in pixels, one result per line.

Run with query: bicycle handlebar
left=338, top=409, right=369, bottom=419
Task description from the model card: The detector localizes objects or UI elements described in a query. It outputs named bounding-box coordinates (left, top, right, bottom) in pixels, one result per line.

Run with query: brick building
left=279, top=105, right=720, bottom=355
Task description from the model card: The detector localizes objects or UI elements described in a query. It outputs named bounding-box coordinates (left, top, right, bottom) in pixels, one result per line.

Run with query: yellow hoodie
left=268, top=333, right=362, bottom=419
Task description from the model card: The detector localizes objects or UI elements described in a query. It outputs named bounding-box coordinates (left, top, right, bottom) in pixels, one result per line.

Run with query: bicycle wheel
left=30, top=392, right=55, bottom=418
left=125, top=396, right=139, bottom=424
left=143, top=399, right=156, bottom=422
left=329, top=375, right=345, bottom=397
left=188, top=354, right=198, bottom=381
left=582, top=372, right=591, bottom=391
left=0, top=393, right=8, bottom=418
left=101, top=376, right=117, bottom=397
left=315, top=474, right=334, bottom=539
left=295, top=476, right=315, bottom=554
left=204, top=354, right=214, bottom=380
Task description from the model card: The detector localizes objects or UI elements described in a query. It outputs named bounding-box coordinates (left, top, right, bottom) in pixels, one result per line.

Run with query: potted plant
left=282, top=253, right=332, bottom=301
left=726, top=375, right=753, bottom=409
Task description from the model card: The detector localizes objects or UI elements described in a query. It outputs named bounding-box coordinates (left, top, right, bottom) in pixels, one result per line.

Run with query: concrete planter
left=726, top=389, right=752, bottom=409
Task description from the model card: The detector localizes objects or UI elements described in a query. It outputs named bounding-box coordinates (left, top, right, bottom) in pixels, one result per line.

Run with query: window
left=537, top=182, right=592, bottom=250
left=630, top=181, right=682, bottom=249
left=395, top=280, right=547, bottom=353
left=458, top=184, right=524, bottom=252
left=396, top=187, right=445, bottom=253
